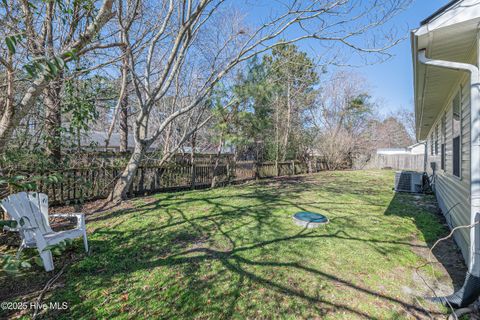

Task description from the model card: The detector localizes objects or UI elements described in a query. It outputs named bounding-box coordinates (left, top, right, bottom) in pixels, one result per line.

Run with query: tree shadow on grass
left=1, top=172, right=456, bottom=319
left=47, top=212, right=442, bottom=316
left=51, top=226, right=439, bottom=319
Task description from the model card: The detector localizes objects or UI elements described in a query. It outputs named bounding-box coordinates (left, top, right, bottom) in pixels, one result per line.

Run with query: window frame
left=441, top=112, right=446, bottom=171
left=430, top=133, right=434, bottom=156
left=452, top=89, right=462, bottom=178
left=441, top=143, right=446, bottom=170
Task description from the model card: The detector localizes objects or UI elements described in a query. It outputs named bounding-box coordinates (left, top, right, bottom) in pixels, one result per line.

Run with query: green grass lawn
left=1, top=170, right=459, bottom=319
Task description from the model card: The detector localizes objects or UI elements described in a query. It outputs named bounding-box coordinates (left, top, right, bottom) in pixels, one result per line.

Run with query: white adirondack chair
left=0, top=192, right=88, bottom=272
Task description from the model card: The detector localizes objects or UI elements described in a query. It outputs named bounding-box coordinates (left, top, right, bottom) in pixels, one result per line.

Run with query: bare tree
left=312, top=71, right=416, bottom=168
left=317, top=129, right=357, bottom=170
left=104, top=0, right=140, bottom=151
left=311, top=71, right=374, bottom=167
left=108, top=0, right=412, bottom=202
left=396, top=109, right=416, bottom=142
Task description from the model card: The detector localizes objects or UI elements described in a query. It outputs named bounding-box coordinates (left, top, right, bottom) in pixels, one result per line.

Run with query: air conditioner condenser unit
left=394, top=171, right=423, bottom=193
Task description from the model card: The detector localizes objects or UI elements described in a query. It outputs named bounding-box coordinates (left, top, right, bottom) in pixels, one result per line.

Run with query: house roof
left=376, top=148, right=409, bottom=155
left=408, top=142, right=425, bottom=149
left=80, top=131, right=135, bottom=148
left=411, top=0, right=480, bottom=140
left=78, top=131, right=165, bottom=151
left=420, top=0, right=461, bottom=26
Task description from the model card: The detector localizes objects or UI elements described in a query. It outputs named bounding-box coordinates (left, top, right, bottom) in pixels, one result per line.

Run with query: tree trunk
left=274, top=96, right=280, bottom=164
left=105, top=47, right=129, bottom=151
left=119, top=93, right=129, bottom=152
left=190, top=133, right=196, bottom=189
left=109, top=142, right=146, bottom=202
left=0, top=76, right=48, bottom=154
left=211, top=136, right=224, bottom=188
left=0, top=112, right=15, bottom=153
left=282, top=81, right=292, bottom=161
left=44, top=80, right=62, bottom=161
left=0, top=0, right=114, bottom=155
left=119, top=47, right=130, bottom=152
left=163, top=122, right=172, bottom=156
left=0, top=61, right=15, bottom=153
left=109, top=109, right=149, bottom=203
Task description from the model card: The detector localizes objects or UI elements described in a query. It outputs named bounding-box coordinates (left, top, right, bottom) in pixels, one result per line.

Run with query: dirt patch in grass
left=402, top=193, right=467, bottom=299
left=49, top=197, right=135, bottom=217
left=411, top=236, right=466, bottom=294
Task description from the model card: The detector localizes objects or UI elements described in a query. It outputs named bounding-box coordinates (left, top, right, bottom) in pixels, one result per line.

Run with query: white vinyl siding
left=425, top=75, right=471, bottom=263
left=462, top=84, right=471, bottom=182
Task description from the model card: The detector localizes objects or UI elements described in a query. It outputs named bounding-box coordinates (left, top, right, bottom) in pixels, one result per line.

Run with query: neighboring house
left=76, top=131, right=234, bottom=155
left=411, top=0, right=480, bottom=298
left=78, top=131, right=136, bottom=151
left=376, top=147, right=409, bottom=155
left=407, top=142, right=425, bottom=155
left=376, top=143, right=425, bottom=155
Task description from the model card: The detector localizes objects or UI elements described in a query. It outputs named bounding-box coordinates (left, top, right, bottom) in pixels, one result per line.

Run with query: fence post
left=255, top=161, right=260, bottom=180
left=291, top=160, right=295, bottom=175
left=191, top=162, right=196, bottom=189
left=226, top=161, right=231, bottom=184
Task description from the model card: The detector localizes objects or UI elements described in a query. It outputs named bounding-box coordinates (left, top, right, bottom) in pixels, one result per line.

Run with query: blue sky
left=238, top=1, right=451, bottom=116
left=351, top=1, right=451, bottom=116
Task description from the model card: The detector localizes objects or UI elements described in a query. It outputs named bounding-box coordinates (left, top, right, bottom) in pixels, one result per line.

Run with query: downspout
left=418, top=48, right=480, bottom=308
left=422, top=141, right=427, bottom=173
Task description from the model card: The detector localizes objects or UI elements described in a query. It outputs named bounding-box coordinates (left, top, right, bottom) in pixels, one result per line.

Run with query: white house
left=376, top=143, right=425, bottom=155
left=407, top=142, right=425, bottom=155
left=411, top=0, right=480, bottom=307
left=78, top=131, right=136, bottom=151
left=376, top=147, right=409, bottom=155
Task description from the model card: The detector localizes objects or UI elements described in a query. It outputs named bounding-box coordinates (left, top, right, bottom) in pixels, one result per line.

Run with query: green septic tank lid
left=292, top=211, right=328, bottom=228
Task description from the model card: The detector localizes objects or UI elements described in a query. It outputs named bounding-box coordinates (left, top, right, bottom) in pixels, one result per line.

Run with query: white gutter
left=417, top=49, right=480, bottom=276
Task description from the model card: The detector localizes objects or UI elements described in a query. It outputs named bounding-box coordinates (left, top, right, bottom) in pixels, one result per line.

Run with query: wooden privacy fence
left=9, top=159, right=330, bottom=206
left=362, top=154, right=425, bottom=171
